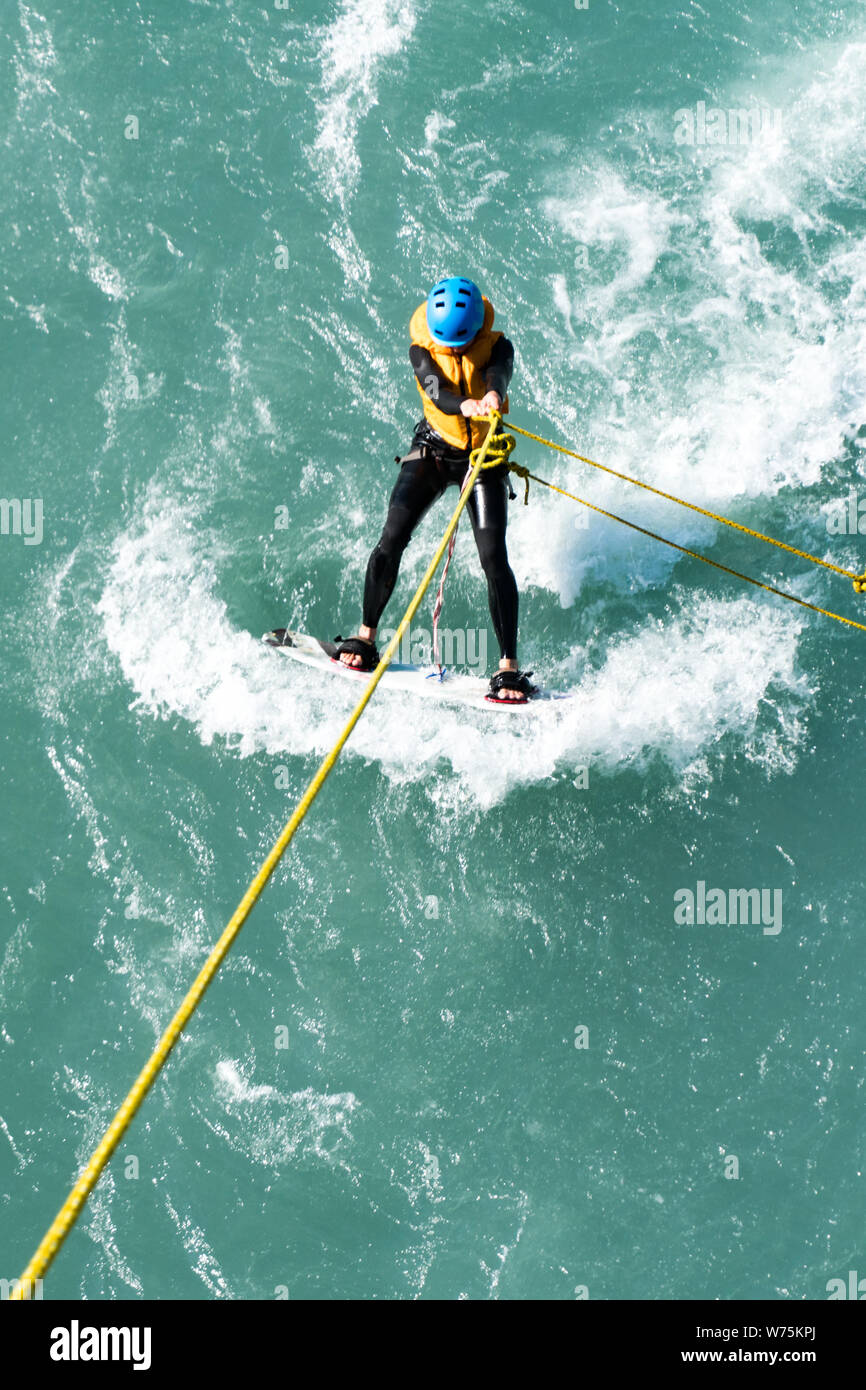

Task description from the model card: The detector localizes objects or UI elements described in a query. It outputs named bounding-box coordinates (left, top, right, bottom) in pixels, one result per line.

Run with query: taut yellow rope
left=506, top=420, right=866, bottom=592
left=10, top=416, right=513, bottom=1297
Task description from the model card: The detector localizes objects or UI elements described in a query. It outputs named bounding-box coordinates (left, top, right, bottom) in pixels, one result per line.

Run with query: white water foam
left=8, top=4, right=58, bottom=129
left=208, top=1059, right=358, bottom=1169
left=164, top=1193, right=235, bottom=1298
left=307, top=0, right=417, bottom=289
left=310, top=0, right=417, bottom=202
left=515, top=38, right=866, bottom=605
left=96, top=488, right=809, bottom=809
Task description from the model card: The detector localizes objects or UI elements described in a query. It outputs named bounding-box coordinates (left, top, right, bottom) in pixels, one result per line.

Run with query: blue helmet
left=426, top=277, right=485, bottom=348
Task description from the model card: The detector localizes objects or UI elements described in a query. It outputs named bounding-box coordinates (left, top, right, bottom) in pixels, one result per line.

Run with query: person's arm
left=409, top=344, right=466, bottom=416
left=482, top=335, right=514, bottom=401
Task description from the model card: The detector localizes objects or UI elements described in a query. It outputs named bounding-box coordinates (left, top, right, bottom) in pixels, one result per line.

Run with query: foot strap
left=487, top=668, right=537, bottom=703
left=333, top=635, right=380, bottom=672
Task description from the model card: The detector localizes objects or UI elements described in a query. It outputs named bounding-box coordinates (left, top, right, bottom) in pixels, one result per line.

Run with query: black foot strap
left=486, top=668, right=537, bottom=703
left=333, top=635, right=380, bottom=672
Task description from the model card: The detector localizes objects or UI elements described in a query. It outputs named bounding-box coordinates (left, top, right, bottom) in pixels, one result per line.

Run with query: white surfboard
left=262, top=629, right=569, bottom=712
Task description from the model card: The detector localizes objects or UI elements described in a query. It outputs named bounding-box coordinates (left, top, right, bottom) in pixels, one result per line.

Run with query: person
left=334, top=276, right=536, bottom=704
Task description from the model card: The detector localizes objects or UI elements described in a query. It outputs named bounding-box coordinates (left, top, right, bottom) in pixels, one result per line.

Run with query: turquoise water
left=2, top=0, right=865, bottom=1300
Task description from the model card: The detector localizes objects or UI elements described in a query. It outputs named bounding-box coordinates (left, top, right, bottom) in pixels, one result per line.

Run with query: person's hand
left=460, top=392, right=502, bottom=417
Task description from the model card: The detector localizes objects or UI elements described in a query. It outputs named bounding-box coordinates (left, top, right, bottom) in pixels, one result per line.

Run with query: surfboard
left=262, top=628, right=569, bottom=711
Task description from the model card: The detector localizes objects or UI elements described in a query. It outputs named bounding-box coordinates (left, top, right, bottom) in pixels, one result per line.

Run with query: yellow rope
left=10, top=414, right=512, bottom=1298
left=504, top=466, right=866, bottom=635
left=505, top=421, right=866, bottom=592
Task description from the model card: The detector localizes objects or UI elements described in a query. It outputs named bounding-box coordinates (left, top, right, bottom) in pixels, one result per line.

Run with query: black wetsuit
left=361, top=336, right=519, bottom=659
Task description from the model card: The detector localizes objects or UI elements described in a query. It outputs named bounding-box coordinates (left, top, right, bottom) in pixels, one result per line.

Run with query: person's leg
left=465, top=469, right=523, bottom=698
left=339, top=449, right=444, bottom=667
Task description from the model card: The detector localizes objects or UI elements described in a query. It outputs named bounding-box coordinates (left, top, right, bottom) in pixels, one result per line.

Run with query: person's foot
left=338, top=638, right=372, bottom=669
left=338, top=626, right=377, bottom=668
left=489, top=660, right=533, bottom=702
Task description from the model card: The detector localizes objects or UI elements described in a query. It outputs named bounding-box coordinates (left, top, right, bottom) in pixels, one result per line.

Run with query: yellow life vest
left=409, top=296, right=509, bottom=452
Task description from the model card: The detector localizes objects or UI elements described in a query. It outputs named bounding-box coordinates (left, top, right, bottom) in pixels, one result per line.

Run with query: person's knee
left=367, top=541, right=397, bottom=591
left=475, top=529, right=510, bottom=578
left=378, top=506, right=415, bottom=559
